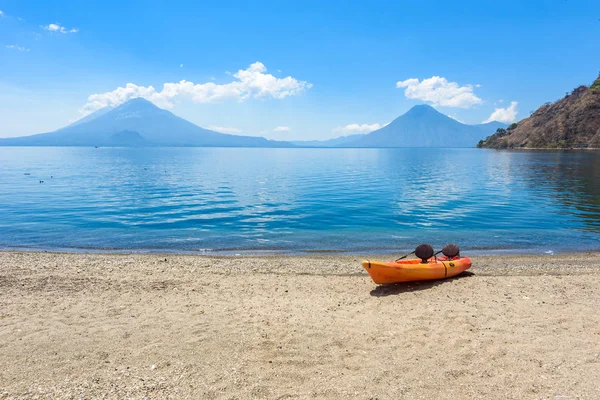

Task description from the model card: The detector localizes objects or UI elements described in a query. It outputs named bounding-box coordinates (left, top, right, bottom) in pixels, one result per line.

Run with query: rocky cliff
left=478, top=75, right=600, bottom=149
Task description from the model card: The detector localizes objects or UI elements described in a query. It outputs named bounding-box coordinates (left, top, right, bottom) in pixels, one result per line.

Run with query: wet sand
left=1, top=251, right=600, bottom=399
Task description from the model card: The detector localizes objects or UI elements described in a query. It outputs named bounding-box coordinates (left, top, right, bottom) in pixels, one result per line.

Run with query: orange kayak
left=362, top=257, right=471, bottom=284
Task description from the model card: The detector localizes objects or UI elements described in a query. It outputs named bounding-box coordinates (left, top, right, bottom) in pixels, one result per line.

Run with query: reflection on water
left=522, top=151, right=600, bottom=233
left=0, top=147, right=599, bottom=254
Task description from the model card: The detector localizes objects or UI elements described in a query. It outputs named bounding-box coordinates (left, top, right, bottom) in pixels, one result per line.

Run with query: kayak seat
left=415, top=244, right=434, bottom=263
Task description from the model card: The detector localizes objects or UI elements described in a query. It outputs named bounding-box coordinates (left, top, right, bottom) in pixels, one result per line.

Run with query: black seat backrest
left=442, top=244, right=460, bottom=258
left=415, top=244, right=434, bottom=263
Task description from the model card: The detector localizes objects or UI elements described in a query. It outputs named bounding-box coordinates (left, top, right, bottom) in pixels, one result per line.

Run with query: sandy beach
left=1, top=251, right=600, bottom=399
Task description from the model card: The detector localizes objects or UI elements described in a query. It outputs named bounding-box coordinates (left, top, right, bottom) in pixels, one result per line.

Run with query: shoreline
left=2, top=251, right=600, bottom=398
left=2, top=250, right=600, bottom=274
left=479, top=146, right=600, bottom=151
left=2, top=245, right=599, bottom=258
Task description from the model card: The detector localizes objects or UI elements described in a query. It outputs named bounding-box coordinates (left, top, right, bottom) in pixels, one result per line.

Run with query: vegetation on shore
left=478, top=74, right=600, bottom=149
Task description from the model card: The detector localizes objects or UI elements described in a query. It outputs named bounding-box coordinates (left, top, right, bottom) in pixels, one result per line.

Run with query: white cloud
left=4, top=44, right=30, bottom=52
left=41, top=23, right=78, bottom=33
left=333, top=122, right=387, bottom=134
left=448, top=114, right=465, bottom=124
left=80, top=62, right=312, bottom=116
left=207, top=126, right=242, bottom=134
left=483, top=101, right=518, bottom=123
left=273, top=126, right=291, bottom=132
left=396, top=76, right=482, bottom=108
left=180, top=64, right=183, bottom=68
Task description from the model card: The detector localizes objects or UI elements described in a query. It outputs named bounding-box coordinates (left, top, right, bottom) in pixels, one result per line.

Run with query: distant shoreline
left=481, top=146, right=600, bottom=151
left=1, top=144, right=600, bottom=150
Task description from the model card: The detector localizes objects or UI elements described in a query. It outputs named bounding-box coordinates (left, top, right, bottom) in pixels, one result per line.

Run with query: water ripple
left=0, top=147, right=599, bottom=254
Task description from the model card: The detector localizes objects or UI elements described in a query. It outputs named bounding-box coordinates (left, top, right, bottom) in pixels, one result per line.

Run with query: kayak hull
left=362, top=257, right=471, bottom=284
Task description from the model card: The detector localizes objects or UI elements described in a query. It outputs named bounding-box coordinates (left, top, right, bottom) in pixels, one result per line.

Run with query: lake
left=1, top=147, right=599, bottom=255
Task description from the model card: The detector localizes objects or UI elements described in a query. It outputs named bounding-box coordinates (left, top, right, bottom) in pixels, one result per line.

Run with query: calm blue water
left=1, top=147, right=599, bottom=255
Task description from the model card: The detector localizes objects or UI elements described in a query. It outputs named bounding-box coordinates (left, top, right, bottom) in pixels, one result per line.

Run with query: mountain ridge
left=342, top=105, right=504, bottom=148
left=0, top=98, right=292, bottom=148
left=0, top=99, right=507, bottom=148
left=478, top=74, right=600, bottom=149
left=292, top=134, right=367, bottom=147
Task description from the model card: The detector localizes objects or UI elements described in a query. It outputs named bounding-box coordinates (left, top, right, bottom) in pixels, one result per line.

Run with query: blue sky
left=1, top=0, right=599, bottom=140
